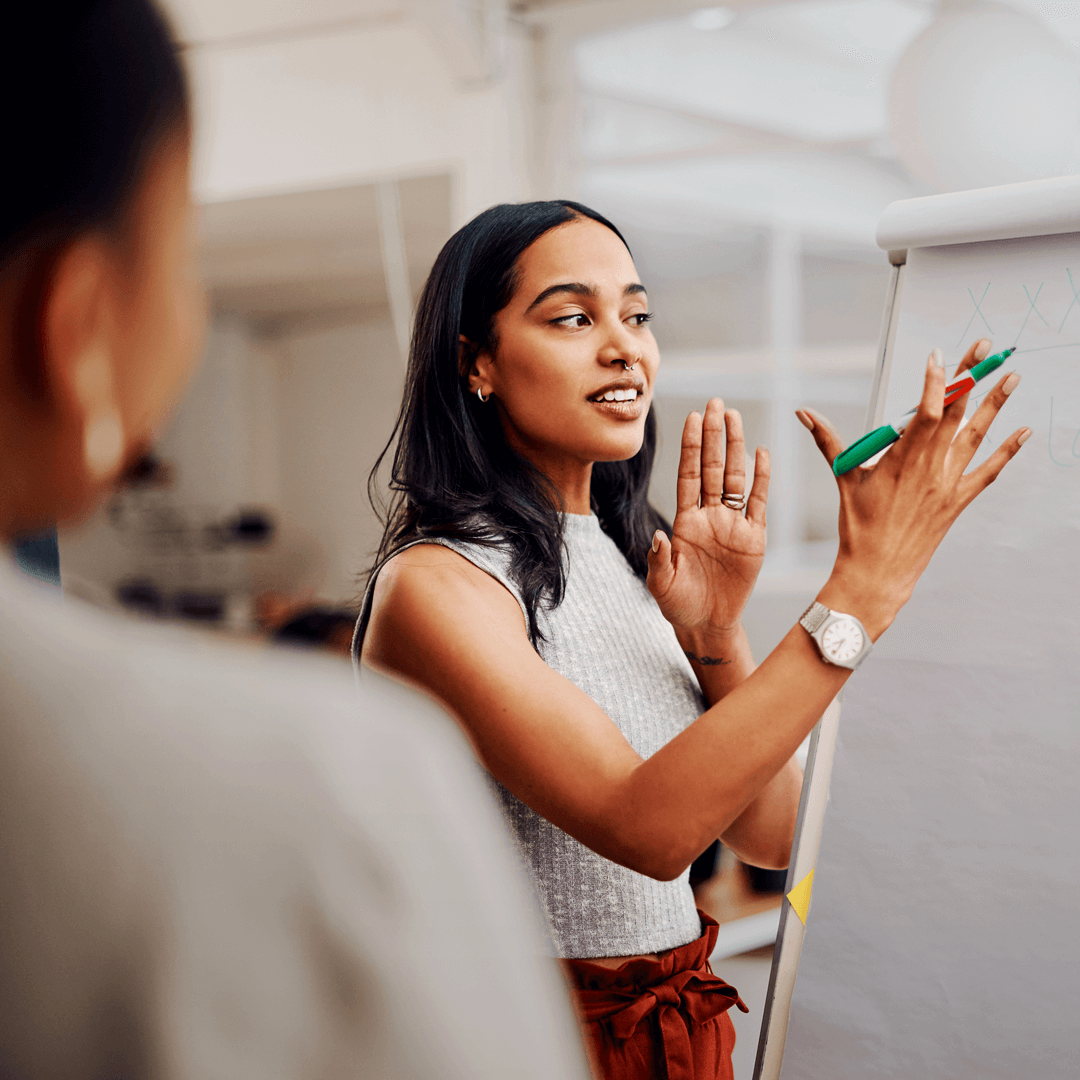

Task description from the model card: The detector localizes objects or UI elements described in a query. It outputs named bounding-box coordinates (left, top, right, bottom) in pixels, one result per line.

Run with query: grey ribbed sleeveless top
left=353, top=513, right=705, bottom=958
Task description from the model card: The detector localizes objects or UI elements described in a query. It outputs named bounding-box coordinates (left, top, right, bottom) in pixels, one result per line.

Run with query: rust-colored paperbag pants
left=563, top=913, right=748, bottom=1080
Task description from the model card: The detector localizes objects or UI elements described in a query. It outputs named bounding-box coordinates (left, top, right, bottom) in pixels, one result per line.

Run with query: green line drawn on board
left=1013, top=342, right=1080, bottom=355
left=944, top=340, right=1080, bottom=379
left=1047, top=397, right=1080, bottom=468
left=1058, top=270, right=1080, bottom=332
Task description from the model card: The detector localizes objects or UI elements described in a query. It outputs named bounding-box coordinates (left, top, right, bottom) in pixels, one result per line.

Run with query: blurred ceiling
left=575, top=0, right=1080, bottom=245
left=578, top=0, right=932, bottom=144
left=178, top=0, right=1080, bottom=330
left=199, top=175, right=451, bottom=331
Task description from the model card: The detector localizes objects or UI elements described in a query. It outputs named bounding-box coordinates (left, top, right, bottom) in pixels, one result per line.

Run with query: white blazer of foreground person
left=0, top=4, right=588, bottom=1079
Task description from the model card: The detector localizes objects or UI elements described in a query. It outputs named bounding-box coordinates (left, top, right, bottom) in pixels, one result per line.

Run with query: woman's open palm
left=648, top=399, right=770, bottom=635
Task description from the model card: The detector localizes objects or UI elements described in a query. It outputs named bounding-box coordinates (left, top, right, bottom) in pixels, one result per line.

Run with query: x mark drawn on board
left=1013, top=283, right=1049, bottom=347
left=1059, top=269, right=1080, bottom=332
left=957, top=283, right=992, bottom=347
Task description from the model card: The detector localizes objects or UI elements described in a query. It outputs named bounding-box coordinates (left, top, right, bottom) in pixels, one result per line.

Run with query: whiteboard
left=764, top=176, right=1080, bottom=1080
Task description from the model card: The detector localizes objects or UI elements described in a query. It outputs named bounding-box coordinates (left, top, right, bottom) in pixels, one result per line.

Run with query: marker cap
left=966, top=350, right=1009, bottom=384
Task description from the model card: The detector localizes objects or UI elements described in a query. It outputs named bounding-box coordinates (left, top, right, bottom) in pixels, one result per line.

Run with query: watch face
left=821, top=618, right=864, bottom=664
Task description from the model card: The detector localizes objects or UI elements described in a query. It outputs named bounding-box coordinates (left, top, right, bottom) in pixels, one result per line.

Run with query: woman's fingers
left=677, top=410, right=704, bottom=512
left=746, top=446, right=770, bottom=527
left=700, top=398, right=728, bottom=507
left=646, top=529, right=675, bottom=596
left=949, top=338, right=989, bottom=385
left=957, top=426, right=1031, bottom=503
left=901, top=350, right=947, bottom=454
left=722, top=408, right=746, bottom=501
left=937, top=338, right=992, bottom=449
left=796, top=408, right=845, bottom=466
left=946, top=370, right=1022, bottom=480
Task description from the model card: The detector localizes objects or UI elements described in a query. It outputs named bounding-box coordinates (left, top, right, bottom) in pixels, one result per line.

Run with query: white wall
left=157, top=315, right=257, bottom=507
left=58, top=317, right=275, bottom=602
left=190, top=14, right=535, bottom=223
left=274, top=316, right=403, bottom=603
left=59, top=311, right=403, bottom=610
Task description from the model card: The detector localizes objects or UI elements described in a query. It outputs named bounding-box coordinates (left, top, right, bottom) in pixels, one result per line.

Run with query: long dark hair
left=4, top=1, right=188, bottom=399
left=3, top=1, right=189, bottom=259
left=368, top=200, right=669, bottom=645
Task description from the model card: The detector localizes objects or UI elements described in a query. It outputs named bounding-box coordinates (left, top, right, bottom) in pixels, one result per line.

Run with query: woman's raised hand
left=802, top=339, right=1030, bottom=639
left=647, top=399, right=770, bottom=636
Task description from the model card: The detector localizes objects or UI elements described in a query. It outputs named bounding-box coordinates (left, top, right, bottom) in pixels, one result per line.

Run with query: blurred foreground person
left=0, top=4, right=588, bottom=1079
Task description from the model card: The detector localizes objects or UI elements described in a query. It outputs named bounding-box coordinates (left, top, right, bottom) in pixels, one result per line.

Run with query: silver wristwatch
left=799, top=602, right=872, bottom=670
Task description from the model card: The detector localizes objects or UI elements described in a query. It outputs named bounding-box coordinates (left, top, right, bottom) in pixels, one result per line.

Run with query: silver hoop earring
left=477, top=387, right=489, bottom=403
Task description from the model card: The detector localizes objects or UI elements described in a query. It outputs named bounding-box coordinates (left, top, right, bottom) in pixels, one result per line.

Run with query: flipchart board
left=757, top=176, right=1080, bottom=1080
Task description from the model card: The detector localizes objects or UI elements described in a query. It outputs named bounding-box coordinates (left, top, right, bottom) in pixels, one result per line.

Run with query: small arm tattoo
left=684, top=651, right=732, bottom=666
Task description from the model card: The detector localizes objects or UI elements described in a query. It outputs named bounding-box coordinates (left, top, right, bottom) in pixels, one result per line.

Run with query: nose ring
left=622, top=359, right=638, bottom=372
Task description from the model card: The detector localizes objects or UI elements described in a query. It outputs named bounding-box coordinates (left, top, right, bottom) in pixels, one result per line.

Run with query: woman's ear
left=0, top=237, right=124, bottom=532
left=460, top=333, right=495, bottom=399
left=42, top=240, right=125, bottom=481
left=42, top=240, right=110, bottom=404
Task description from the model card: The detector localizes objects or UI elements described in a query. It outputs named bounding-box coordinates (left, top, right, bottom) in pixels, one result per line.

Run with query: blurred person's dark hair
left=1, top=0, right=192, bottom=518
left=367, top=201, right=668, bottom=645
left=3, top=0, right=188, bottom=263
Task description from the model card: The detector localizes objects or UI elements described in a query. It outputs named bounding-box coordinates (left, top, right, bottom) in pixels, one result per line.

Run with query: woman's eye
left=553, top=313, right=590, bottom=328
left=630, top=312, right=655, bottom=327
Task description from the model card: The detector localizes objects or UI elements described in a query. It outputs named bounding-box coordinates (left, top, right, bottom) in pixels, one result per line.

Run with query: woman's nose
left=597, top=322, right=640, bottom=368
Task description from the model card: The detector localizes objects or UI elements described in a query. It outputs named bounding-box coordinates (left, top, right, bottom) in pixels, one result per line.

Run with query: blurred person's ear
left=43, top=238, right=126, bottom=484
left=1, top=232, right=130, bottom=530
left=0, top=138, right=202, bottom=538
left=0, top=236, right=117, bottom=535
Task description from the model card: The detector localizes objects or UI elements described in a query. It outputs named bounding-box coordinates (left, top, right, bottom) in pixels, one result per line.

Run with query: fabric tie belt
left=576, top=966, right=748, bottom=1079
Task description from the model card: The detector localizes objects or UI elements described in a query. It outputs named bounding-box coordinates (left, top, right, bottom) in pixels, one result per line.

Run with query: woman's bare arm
left=363, top=543, right=833, bottom=881
left=675, top=622, right=803, bottom=869
left=366, top=354, right=1027, bottom=882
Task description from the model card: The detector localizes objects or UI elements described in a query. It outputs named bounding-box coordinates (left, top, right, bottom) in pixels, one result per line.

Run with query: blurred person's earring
left=477, top=387, right=489, bottom=403
left=74, top=342, right=125, bottom=480
left=84, top=410, right=124, bottom=480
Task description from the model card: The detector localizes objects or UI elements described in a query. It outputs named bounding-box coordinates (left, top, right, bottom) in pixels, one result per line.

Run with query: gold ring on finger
left=720, top=492, right=746, bottom=511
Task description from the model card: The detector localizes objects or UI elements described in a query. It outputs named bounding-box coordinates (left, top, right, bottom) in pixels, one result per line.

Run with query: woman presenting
left=356, top=200, right=1026, bottom=1079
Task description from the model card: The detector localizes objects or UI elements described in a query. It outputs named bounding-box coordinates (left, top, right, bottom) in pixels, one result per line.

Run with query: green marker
left=832, top=347, right=1015, bottom=476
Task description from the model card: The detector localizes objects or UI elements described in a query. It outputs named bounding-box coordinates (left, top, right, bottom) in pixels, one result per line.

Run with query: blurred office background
left=60, top=0, right=1080, bottom=643
left=59, top=0, right=1080, bottom=642
left=53, top=4, right=1080, bottom=1068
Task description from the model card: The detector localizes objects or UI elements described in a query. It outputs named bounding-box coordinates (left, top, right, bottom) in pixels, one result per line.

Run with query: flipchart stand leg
left=752, top=693, right=843, bottom=1080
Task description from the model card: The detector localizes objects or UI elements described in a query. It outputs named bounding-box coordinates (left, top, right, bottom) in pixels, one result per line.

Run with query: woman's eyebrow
left=526, top=282, right=595, bottom=312
left=526, top=281, right=647, bottom=312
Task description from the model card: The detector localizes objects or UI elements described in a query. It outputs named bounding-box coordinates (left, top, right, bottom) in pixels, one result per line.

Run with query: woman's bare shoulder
left=365, top=543, right=528, bottom=662
left=381, top=541, right=496, bottom=577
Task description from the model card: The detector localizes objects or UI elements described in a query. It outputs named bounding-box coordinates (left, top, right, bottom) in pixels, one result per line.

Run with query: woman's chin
left=521, top=421, right=646, bottom=467
left=588, top=436, right=647, bottom=464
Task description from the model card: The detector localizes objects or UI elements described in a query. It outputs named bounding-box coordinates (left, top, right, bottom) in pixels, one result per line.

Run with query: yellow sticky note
left=787, top=868, right=815, bottom=926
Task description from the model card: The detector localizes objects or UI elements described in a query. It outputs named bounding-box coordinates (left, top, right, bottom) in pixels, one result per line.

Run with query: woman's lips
left=586, top=379, right=647, bottom=419
left=588, top=395, right=645, bottom=419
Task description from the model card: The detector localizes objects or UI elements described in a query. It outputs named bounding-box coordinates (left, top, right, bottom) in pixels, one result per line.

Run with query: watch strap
left=799, top=601, right=831, bottom=635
